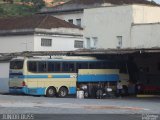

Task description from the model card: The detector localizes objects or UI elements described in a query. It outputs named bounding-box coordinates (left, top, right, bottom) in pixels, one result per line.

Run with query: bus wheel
left=46, top=87, right=56, bottom=97
left=58, top=87, right=68, bottom=97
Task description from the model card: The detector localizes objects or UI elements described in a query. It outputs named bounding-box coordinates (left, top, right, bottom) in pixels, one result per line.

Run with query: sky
left=152, top=0, right=160, bottom=3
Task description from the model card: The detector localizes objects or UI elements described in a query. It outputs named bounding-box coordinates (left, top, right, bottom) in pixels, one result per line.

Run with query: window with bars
left=86, top=37, right=91, bottom=49
left=92, top=37, right=98, bottom=49
left=68, top=19, right=73, bottom=24
left=41, top=38, right=52, bottom=47
left=74, top=40, right=83, bottom=48
left=76, top=19, right=81, bottom=27
left=117, top=36, right=122, bottom=49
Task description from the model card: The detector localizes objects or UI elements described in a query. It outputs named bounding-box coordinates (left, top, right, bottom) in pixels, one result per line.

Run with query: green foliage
left=0, top=6, right=5, bottom=16
left=21, top=0, right=45, bottom=10
left=0, top=3, right=36, bottom=17
left=31, top=0, right=45, bottom=9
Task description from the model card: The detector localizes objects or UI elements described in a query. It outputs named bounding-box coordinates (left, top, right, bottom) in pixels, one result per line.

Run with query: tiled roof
left=0, top=15, right=81, bottom=30
left=40, top=0, right=159, bottom=13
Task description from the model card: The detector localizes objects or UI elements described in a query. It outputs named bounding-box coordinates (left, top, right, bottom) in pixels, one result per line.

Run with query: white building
left=39, top=0, right=157, bottom=28
left=0, top=62, right=9, bottom=93
left=0, top=15, right=83, bottom=93
left=0, top=15, right=83, bottom=53
left=83, top=4, right=160, bottom=49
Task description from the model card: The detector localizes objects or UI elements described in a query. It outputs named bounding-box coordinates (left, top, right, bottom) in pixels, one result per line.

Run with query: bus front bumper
left=9, top=87, right=28, bottom=94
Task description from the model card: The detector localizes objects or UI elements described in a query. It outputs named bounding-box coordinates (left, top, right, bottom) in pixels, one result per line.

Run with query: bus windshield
left=10, top=60, right=24, bottom=69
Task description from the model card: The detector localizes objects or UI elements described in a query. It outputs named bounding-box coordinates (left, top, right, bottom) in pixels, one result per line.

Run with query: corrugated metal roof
left=1, top=48, right=160, bottom=58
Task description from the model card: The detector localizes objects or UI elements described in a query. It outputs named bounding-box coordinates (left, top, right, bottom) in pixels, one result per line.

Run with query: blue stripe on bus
left=9, top=74, right=119, bottom=82
left=27, top=88, right=46, bottom=95
left=9, top=75, right=71, bottom=79
left=9, top=87, right=76, bottom=95
left=77, top=74, right=119, bottom=82
left=9, top=87, right=28, bottom=94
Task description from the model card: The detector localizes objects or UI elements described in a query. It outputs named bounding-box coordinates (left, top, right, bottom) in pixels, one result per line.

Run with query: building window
left=117, top=36, right=122, bottom=49
left=76, top=19, right=81, bottom=27
left=68, top=19, right=73, bottom=24
left=41, top=38, right=52, bottom=47
left=92, top=37, right=98, bottom=49
left=74, top=40, right=83, bottom=48
left=86, top=38, right=90, bottom=49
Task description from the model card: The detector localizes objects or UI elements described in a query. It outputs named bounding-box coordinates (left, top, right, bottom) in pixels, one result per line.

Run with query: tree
left=3, top=0, right=14, bottom=4
left=0, top=7, right=4, bottom=16
left=21, top=0, right=45, bottom=10
left=31, top=0, right=45, bottom=9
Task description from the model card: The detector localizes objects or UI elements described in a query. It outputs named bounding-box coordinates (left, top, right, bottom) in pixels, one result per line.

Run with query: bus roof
left=11, top=56, right=98, bottom=61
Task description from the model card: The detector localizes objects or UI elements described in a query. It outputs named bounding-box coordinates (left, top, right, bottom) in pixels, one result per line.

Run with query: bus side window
left=76, top=62, right=88, bottom=71
left=89, top=62, right=95, bottom=69
left=102, top=61, right=116, bottom=69
left=38, top=61, right=47, bottom=73
left=28, top=61, right=37, bottom=72
left=62, top=62, right=75, bottom=72
left=102, top=62, right=108, bottom=69
left=54, top=62, right=61, bottom=72
left=48, top=62, right=61, bottom=72
left=89, top=62, right=103, bottom=69
left=48, top=61, right=54, bottom=72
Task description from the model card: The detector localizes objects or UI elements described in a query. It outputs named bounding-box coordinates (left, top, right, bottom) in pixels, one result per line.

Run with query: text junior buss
left=2, top=113, right=34, bottom=120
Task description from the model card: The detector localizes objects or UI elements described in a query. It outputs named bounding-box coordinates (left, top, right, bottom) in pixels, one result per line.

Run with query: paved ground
left=0, top=94, right=159, bottom=114
left=0, top=94, right=159, bottom=120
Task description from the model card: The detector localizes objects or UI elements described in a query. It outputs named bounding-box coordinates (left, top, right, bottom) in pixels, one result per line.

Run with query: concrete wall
left=131, top=23, right=160, bottom=48
left=132, top=5, right=160, bottom=24
left=83, top=5, right=160, bottom=49
left=54, top=12, right=84, bottom=27
left=83, top=5, right=133, bottom=49
left=0, top=28, right=83, bottom=53
left=0, top=62, right=9, bottom=93
left=0, top=35, right=34, bottom=53
left=34, top=34, right=83, bottom=51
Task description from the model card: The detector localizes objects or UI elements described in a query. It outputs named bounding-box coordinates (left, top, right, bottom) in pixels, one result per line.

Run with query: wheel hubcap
left=61, top=90, right=66, bottom=96
left=48, top=89, right=54, bottom=95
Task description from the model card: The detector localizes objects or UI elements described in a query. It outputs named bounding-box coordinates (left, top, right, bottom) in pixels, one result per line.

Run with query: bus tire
left=46, top=87, right=57, bottom=97
left=58, top=87, right=68, bottom=97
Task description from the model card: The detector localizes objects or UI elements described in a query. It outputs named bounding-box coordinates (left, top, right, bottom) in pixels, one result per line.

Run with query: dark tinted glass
left=28, top=61, right=37, bottom=72
left=10, top=60, right=24, bottom=69
left=38, top=61, right=47, bottom=72
left=62, top=62, right=75, bottom=72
